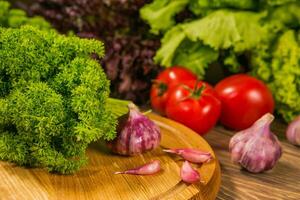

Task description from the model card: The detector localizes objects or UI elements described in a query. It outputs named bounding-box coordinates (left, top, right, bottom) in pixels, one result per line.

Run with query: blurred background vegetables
left=12, top=0, right=162, bottom=104
left=0, top=0, right=50, bottom=29
left=4, top=0, right=300, bottom=128
left=140, top=0, right=300, bottom=123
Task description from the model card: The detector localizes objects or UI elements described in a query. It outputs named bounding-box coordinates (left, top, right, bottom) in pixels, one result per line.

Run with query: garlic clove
left=180, top=161, right=201, bottom=184
left=286, top=116, right=300, bottom=146
left=229, top=113, right=282, bottom=173
left=114, top=160, right=161, bottom=175
left=108, top=103, right=161, bottom=156
left=163, top=148, right=212, bottom=164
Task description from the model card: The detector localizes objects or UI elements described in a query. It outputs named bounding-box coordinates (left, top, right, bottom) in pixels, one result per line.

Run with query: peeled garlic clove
left=286, top=116, right=300, bottom=146
left=114, top=160, right=161, bottom=175
left=163, top=148, right=212, bottom=164
left=180, top=161, right=201, bottom=184
left=229, top=113, right=282, bottom=173
left=108, top=103, right=161, bottom=156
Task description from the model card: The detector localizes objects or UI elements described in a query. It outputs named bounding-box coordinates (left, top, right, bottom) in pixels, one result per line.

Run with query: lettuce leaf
left=266, top=0, right=297, bottom=6
left=154, top=25, right=186, bottom=66
left=140, top=0, right=189, bottom=34
left=154, top=25, right=218, bottom=78
left=252, top=30, right=300, bottom=122
left=183, top=10, right=269, bottom=52
left=223, top=50, right=242, bottom=73
left=155, top=10, right=270, bottom=72
left=172, top=40, right=218, bottom=78
left=190, top=0, right=258, bottom=11
left=268, top=30, right=300, bottom=122
left=268, top=2, right=300, bottom=30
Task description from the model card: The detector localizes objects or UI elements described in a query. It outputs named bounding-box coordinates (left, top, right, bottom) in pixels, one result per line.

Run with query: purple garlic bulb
left=286, top=116, right=300, bottom=146
left=108, top=103, right=161, bottom=156
left=229, top=113, right=282, bottom=173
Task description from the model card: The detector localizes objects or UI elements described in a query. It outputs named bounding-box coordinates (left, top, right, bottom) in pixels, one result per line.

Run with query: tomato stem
left=152, top=79, right=168, bottom=97
left=192, top=79, right=206, bottom=99
left=193, top=85, right=206, bottom=98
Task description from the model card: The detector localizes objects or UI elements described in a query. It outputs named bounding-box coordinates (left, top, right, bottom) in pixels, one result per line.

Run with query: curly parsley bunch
left=0, top=26, right=127, bottom=174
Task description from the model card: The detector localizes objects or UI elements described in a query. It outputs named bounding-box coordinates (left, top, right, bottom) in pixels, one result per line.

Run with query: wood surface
left=204, top=121, right=300, bottom=200
left=0, top=113, right=221, bottom=200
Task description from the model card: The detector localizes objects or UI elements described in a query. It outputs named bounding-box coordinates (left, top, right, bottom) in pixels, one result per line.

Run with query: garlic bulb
left=108, top=103, right=161, bottom=156
left=286, top=116, right=300, bottom=146
left=229, top=113, right=282, bottom=173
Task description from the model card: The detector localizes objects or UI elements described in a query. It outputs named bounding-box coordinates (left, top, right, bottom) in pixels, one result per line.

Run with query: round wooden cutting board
left=0, top=113, right=221, bottom=200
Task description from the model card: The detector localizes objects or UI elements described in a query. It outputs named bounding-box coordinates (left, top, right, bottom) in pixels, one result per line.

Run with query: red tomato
left=215, top=74, right=275, bottom=130
left=150, top=66, right=197, bottom=115
left=165, top=80, right=221, bottom=135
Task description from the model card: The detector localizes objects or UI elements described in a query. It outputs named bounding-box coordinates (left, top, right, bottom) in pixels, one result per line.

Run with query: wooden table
left=204, top=121, right=300, bottom=200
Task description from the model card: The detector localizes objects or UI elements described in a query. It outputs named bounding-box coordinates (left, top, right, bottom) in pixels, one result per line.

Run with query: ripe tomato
left=150, top=66, right=197, bottom=115
left=165, top=80, right=221, bottom=135
left=215, top=74, right=274, bottom=130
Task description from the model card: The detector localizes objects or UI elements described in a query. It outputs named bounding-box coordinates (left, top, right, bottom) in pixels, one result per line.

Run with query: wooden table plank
left=204, top=122, right=300, bottom=200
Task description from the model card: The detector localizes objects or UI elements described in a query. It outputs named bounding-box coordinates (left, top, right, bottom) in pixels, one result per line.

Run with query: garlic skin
left=180, top=161, right=201, bottom=184
left=229, top=113, right=282, bottom=173
left=108, top=103, right=161, bottom=156
left=286, top=116, right=300, bottom=146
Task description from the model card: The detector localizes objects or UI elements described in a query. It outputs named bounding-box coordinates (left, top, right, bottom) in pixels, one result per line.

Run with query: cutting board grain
left=0, top=113, right=221, bottom=200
